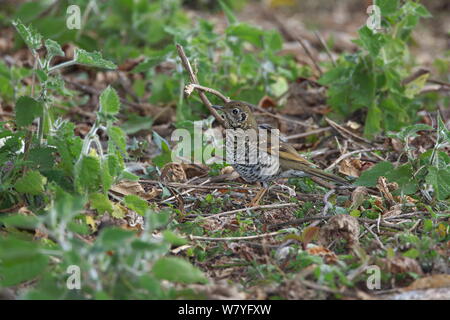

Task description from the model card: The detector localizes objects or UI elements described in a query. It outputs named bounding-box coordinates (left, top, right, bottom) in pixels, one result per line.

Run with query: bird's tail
left=305, top=166, right=350, bottom=186
left=284, top=161, right=350, bottom=186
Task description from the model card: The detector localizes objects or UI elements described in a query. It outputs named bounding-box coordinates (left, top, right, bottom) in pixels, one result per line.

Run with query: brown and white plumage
left=213, top=100, right=349, bottom=186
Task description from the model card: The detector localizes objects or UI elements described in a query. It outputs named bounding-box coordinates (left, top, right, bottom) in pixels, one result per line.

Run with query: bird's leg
left=248, top=182, right=268, bottom=207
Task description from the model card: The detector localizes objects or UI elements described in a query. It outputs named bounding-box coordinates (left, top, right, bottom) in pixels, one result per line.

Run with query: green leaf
left=0, top=214, right=39, bottom=229
left=74, top=155, right=102, bottom=193
left=394, top=123, right=434, bottom=141
left=355, top=161, right=394, bottom=187
left=152, top=131, right=172, bottom=168
left=153, top=257, right=208, bottom=284
left=375, top=0, right=399, bottom=16
left=15, top=96, right=43, bottom=127
left=12, top=19, right=42, bottom=51
left=100, top=86, right=120, bottom=115
left=124, top=194, right=148, bottom=216
left=402, top=248, right=420, bottom=259
left=1, top=254, right=48, bottom=286
left=28, top=146, right=56, bottom=170
left=107, top=126, right=127, bottom=154
left=385, top=164, right=418, bottom=195
left=219, top=0, right=238, bottom=24
left=425, top=167, right=450, bottom=200
left=437, top=114, right=450, bottom=143
left=162, top=230, right=187, bottom=246
left=96, top=227, right=135, bottom=250
left=364, top=103, right=382, bottom=137
left=74, top=48, right=117, bottom=70
left=89, top=193, right=113, bottom=214
left=44, top=39, right=64, bottom=60
left=404, top=72, right=429, bottom=98
left=133, top=57, right=165, bottom=73
left=357, top=26, right=385, bottom=56
left=121, top=114, right=153, bottom=135
left=14, top=170, right=47, bottom=195
left=226, top=23, right=263, bottom=48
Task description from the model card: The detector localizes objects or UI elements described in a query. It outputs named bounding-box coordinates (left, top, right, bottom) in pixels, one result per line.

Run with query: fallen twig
left=192, top=202, right=297, bottom=220
left=297, top=37, right=323, bottom=76
left=176, top=44, right=226, bottom=127
left=189, top=230, right=290, bottom=241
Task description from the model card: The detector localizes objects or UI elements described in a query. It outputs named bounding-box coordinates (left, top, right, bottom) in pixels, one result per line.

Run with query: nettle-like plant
left=0, top=189, right=207, bottom=299
left=319, top=0, right=432, bottom=137
left=1, top=20, right=129, bottom=208
left=0, top=20, right=207, bottom=299
left=356, top=117, right=450, bottom=203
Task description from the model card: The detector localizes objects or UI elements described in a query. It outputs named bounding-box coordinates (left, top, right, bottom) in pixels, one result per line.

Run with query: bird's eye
left=232, top=108, right=239, bottom=115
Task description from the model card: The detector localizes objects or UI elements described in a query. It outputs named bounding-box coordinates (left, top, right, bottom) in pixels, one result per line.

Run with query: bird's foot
left=247, top=187, right=268, bottom=207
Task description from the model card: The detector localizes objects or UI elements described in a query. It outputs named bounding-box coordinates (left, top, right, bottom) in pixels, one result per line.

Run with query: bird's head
left=212, top=100, right=258, bottom=130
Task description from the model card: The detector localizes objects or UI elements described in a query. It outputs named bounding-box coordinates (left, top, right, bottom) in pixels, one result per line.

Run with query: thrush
left=212, top=100, right=350, bottom=205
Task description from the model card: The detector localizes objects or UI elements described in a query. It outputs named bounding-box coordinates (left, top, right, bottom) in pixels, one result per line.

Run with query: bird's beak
left=211, top=105, right=224, bottom=110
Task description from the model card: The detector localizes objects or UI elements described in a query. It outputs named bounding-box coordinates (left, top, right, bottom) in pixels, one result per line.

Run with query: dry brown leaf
left=351, top=186, right=368, bottom=209
left=377, top=176, right=398, bottom=207
left=383, top=204, right=403, bottom=218
left=390, top=138, right=404, bottom=152
left=339, top=158, right=362, bottom=177
left=181, top=163, right=208, bottom=179
left=110, top=180, right=160, bottom=200
left=404, top=274, right=450, bottom=291
left=319, top=214, right=360, bottom=248
left=380, top=256, right=423, bottom=275
left=346, top=120, right=361, bottom=130
left=258, top=95, right=277, bottom=109
left=161, top=162, right=187, bottom=182
left=306, top=245, right=338, bottom=264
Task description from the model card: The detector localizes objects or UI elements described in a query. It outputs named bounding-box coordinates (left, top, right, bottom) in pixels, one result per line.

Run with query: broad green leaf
left=12, top=19, right=42, bottom=51
left=425, top=167, right=450, bottom=200
left=0, top=214, right=39, bottom=229
left=153, top=257, right=208, bottom=284
left=74, top=48, right=117, bottom=70
left=107, top=126, right=126, bottom=153
left=393, top=123, right=434, bottom=141
left=14, top=170, right=47, bottom=195
left=355, top=161, right=394, bottom=187
left=100, top=157, right=113, bottom=194
left=375, top=0, right=399, bottom=16
left=357, top=26, right=385, bottom=56
left=226, top=23, right=263, bottom=48
left=121, top=115, right=153, bottom=134
left=404, top=72, right=429, bottom=98
left=124, top=194, right=148, bottom=216
left=89, top=193, right=113, bottom=214
left=15, top=96, right=43, bottom=127
left=28, top=146, right=56, bottom=170
left=99, top=86, right=120, bottom=115
left=45, top=39, right=64, bottom=60
left=96, top=227, right=135, bottom=250
left=162, top=230, right=187, bottom=246
left=385, top=163, right=418, bottom=195
left=0, top=254, right=48, bottom=286
left=364, top=103, right=382, bottom=137
left=133, top=57, right=165, bottom=73
left=74, top=155, right=102, bottom=193
left=152, top=131, right=172, bottom=168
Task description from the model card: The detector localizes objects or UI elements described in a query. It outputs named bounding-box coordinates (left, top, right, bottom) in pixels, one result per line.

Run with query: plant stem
left=48, top=60, right=77, bottom=73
